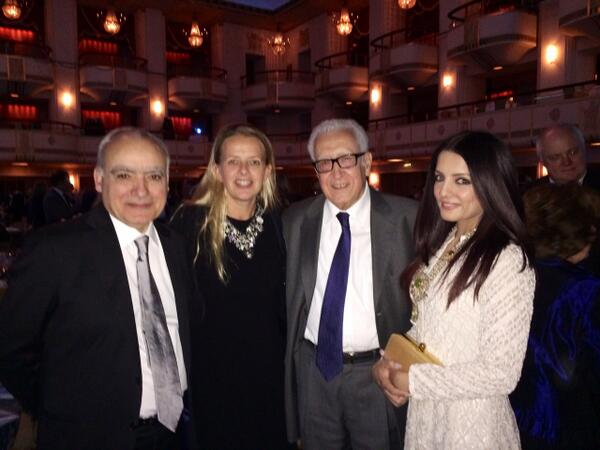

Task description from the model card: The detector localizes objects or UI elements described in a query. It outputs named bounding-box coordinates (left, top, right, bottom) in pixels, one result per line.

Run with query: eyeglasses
left=313, top=152, right=367, bottom=174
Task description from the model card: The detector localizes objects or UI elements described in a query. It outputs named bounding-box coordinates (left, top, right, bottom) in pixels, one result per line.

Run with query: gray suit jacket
left=282, top=188, right=418, bottom=442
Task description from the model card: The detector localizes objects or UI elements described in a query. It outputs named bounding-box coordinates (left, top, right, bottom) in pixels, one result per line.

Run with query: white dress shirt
left=305, top=184, right=379, bottom=352
left=110, top=215, right=187, bottom=418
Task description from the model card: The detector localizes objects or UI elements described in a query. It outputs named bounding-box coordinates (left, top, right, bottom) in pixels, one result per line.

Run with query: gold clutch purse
left=384, top=333, right=443, bottom=372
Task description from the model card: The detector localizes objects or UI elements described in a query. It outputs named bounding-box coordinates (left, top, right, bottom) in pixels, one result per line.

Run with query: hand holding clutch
left=384, top=334, right=442, bottom=372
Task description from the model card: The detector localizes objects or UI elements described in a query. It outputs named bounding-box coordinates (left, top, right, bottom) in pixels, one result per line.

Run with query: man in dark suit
left=43, top=169, right=74, bottom=225
left=528, top=123, right=600, bottom=276
left=283, top=119, right=417, bottom=449
left=529, top=124, right=600, bottom=190
left=0, top=127, right=195, bottom=450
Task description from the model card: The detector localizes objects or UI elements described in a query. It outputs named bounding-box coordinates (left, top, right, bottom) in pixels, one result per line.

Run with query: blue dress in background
left=510, top=259, right=600, bottom=449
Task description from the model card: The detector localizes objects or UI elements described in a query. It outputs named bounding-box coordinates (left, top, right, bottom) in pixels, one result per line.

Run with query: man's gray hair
left=535, top=124, right=586, bottom=159
left=307, top=119, right=369, bottom=161
left=96, top=126, right=170, bottom=171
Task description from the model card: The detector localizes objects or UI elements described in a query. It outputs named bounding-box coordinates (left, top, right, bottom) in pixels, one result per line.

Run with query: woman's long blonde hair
left=191, top=124, right=279, bottom=282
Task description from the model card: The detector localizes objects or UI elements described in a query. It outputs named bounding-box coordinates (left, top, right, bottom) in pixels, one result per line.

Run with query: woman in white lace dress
left=373, top=131, right=536, bottom=449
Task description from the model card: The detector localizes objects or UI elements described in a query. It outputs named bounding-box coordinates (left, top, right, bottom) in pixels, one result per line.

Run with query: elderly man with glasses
left=282, top=118, right=418, bottom=450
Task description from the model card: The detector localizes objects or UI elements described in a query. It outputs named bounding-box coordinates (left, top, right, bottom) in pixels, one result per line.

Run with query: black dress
left=510, top=259, right=600, bottom=449
left=171, top=205, right=289, bottom=450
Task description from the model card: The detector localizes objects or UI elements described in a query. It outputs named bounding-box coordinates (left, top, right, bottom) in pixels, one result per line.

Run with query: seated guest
left=530, top=124, right=600, bottom=189
left=511, top=183, right=600, bottom=449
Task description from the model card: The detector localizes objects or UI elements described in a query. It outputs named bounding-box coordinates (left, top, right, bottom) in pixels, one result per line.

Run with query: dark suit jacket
left=526, top=168, right=600, bottom=192
left=43, top=187, right=74, bottom=225
left=0, top=205, right=196, bottom=450
left=282, top=188, right=418, bottom=442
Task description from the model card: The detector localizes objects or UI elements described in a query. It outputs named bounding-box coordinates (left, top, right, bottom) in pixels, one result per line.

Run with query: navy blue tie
left=316, top=212, right=351, bottom=381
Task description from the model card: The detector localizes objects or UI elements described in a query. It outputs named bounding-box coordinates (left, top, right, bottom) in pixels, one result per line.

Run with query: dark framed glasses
left=313, top=152, right=367, bottom=174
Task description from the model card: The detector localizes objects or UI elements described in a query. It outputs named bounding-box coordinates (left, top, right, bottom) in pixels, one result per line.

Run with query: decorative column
left=45, top=0, right=80, bottom=126
left=135, top=8, right=167, bottom=131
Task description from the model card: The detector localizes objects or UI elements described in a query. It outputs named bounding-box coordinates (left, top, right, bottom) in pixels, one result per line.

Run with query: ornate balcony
left=0, top=41, right=53, bottom=98
left=447, top=0, right=537, bottom=68
left=79, top=53, right=148, bottom=106
left=559, top=0, right=600, bottom=39
left=367, top=80, right=599, bottom=162
left=167, top=65, right=228, bottom=111
left=314, top=51, right=368, bottom=102
left=370, top=28, right=438, bottom=87
left=241, top=70, right=315, bottom=112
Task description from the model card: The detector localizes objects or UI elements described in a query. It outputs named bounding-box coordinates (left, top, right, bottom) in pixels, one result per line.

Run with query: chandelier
left=101, top=8, right=126, bottom=35
left=268, top=30, right=289, bottom=56
left=398, top=0, right=417, bottom=9
left=2, top=0, right=21, bottom=20
left=332, top=5, right=357, bottom=36
left=186, top=21, right=206, bottom=48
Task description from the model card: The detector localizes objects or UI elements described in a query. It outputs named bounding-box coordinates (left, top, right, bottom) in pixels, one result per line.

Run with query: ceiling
left=79, top=0, right=370, bottom=31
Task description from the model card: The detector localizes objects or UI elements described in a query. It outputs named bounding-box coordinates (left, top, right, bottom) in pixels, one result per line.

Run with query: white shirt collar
left=109, top=214, right=159, bottom=249
left=323, top=182, right=370, bottom=226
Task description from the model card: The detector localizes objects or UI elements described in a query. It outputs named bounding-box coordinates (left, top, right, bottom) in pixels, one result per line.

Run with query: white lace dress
left=404, top=238, right=535, bottom=450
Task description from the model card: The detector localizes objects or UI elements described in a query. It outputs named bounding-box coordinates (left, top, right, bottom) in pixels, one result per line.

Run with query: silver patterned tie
left=134, top=235, right=183, bottom=432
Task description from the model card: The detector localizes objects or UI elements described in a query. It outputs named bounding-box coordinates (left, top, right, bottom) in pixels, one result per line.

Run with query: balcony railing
left=371, top=28, right=438, bottom=53
left=448, top=0, right=538, bottom=23
left=0, top=40, right=51, bottom=59
left=79, top=53, right=148, bottom=71
left=368, top=79, right=597, bottom=130
left=315, top=51, right=368, bottom=71
left=240, top=70, right=314, bottom=88
left=0, top=119, right=80, bottom=133
left=167, top=65, right=227, bottom=80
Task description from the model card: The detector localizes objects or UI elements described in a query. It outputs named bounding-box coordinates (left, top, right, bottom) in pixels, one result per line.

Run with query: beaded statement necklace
left=224, top=207, right=264, bottom=259
left=409, top=227, right=477, bottom=322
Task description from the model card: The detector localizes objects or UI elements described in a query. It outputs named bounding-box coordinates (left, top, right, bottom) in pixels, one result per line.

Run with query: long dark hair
left=401, top=131, right=533, bottom=305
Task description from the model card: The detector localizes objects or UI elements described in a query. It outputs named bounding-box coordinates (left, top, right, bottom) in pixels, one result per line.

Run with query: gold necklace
left=409, top=227, right=476, bottom=322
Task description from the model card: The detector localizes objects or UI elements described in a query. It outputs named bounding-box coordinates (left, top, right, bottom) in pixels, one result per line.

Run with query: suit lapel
left=300, top=197, right=325, bottom=312
left=85, top=205, right=135, bottom=319
left=370, top=190, right=395, bottom=312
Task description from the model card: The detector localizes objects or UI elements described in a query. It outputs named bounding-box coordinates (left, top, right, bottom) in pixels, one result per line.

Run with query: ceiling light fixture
left=268, top=26, right=289, bottom=56
left=102, top=8, right=125, bottom=35
left=332, top=4, right=357, bottom=36
left=2, top=0, right=21, bottom=20
left=187, top=21, right=206, bottom=48
left=398, top=0, right=417, bottom=10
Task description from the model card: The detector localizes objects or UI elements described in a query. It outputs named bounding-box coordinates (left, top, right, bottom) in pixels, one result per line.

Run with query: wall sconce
left=68, top=172, right=80, bottom=192
left=370, top=85, right=381, bottom=105
left=537, top=161, right=548, bottom=179
left=368, top=172, right=380, bottom=190
left=60, top=91, right=73, bottom=108
left=152, top=100, right=164, bottom=115
left=545, top=43, right=559, bottom=65
left=442, top=72, right=454, bottom=89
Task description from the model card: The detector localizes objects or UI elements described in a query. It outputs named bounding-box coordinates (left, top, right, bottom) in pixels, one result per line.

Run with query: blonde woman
left=171, top=124, right=290, bottom=450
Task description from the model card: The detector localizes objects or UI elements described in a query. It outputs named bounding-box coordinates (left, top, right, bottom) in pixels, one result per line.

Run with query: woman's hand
left=372, top=351, right=410, bottom=407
